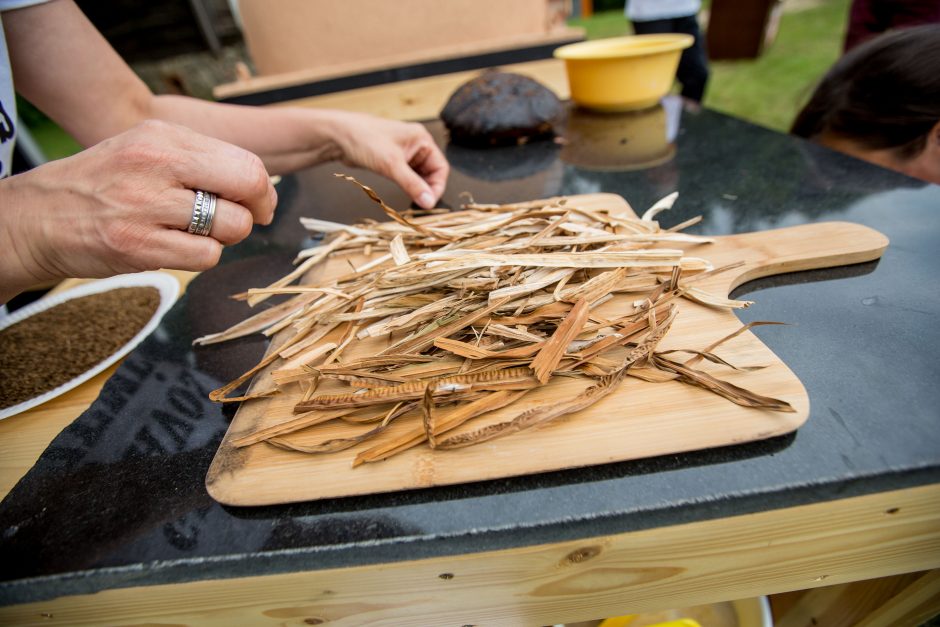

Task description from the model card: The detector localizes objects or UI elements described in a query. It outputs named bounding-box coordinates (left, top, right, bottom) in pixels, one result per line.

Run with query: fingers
left=106, top=191, right=245, bottom=274
left=175, top=137, right=277, bottom=225
left=387, top=158, right=437, bottom=211
left=121, top=226, right=224, bottom=273
left=130, top=120, right=278, bottom=225
left=208, top=198, right=254, bottom=245
left=128, top=122, right=272, bottom=253
left=166, top=189, right=256, bottom=246
left=384, top=131, right=449, bottom=210
left=410, top=141, right=449, bottom=204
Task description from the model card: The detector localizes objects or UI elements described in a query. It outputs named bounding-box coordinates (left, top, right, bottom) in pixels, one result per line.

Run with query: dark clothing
left=632, top=15, right=710, bottom=103
left=845, top=0, right=940, bottom=51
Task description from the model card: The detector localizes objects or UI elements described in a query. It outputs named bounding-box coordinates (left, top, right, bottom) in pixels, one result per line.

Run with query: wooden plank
left=2, top=483, right=937, bottom=626
left=855, top=570, right=940, bottom=627
left=205, top=193, right=889, bottom=506
left=773, top=572, right=925, bottom=627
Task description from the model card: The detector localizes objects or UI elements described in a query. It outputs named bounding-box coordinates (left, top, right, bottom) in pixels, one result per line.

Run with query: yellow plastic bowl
left=554, top=34, right=693, bottom=111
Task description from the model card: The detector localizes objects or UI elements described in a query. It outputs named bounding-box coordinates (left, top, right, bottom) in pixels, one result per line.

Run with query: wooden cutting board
left=205, top=193, right=888, bottom=506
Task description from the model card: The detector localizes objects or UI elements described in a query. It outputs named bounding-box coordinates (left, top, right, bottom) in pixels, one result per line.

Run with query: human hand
left=0, top=120, right=276, bottom=300
left=328, top=112, right=449, bottom=209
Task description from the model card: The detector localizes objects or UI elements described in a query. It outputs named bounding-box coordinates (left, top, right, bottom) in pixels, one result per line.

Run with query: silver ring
left=188, top=190, right=217, bottom=237
left=196, top=192, right=216, bottom=236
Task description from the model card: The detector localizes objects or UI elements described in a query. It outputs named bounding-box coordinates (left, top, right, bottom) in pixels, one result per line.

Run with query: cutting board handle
left=700, top=221, right=890, bottom=295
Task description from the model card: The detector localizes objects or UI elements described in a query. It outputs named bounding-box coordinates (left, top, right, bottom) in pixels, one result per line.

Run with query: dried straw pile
left=197, top=175, right=792, bottom=467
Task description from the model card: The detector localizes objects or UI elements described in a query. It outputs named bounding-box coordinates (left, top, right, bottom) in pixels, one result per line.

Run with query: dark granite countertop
left=2, top=106, right=939, bottom=605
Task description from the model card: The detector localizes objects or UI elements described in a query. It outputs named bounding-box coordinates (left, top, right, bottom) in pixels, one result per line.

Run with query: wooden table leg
left=772, top=570, right=940, bottom=627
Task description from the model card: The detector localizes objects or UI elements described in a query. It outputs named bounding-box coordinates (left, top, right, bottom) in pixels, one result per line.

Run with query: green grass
left=26, top=118, right=83, bottom=161
left=16, top=96, right=82, bottom=161
left=706, top=0, right=850, bottom=131
left=570, top=0, right=850, bottom=132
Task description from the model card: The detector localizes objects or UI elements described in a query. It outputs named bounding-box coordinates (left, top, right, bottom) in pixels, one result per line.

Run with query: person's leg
left=631, top=17, right=672, bottom=36
left=634, top=16, right=709, bottom=103
left=670, top=15, right=709, bottom=102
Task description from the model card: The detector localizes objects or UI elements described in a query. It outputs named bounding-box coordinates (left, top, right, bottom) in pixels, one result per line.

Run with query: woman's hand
left=326, top=112, right=449, bottom=209
left=0, top=120, right=276, bottom=302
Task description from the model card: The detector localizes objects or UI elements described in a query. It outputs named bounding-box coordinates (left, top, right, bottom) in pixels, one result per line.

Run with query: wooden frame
left=1, top=484, right=937, bottom=624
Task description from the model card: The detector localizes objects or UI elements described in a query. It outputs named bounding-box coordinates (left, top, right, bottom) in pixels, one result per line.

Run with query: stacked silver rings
left=188, top=190, right=217, bottom=237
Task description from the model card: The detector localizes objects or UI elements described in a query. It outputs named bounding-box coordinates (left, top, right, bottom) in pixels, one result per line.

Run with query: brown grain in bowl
left=0, top=287, right=160, bottom=410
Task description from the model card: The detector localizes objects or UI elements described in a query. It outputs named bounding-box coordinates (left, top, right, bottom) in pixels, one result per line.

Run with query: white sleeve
left=0, top=0, right=53, bottom=10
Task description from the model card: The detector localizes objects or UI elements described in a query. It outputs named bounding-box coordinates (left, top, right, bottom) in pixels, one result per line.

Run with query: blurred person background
left=624, top=0, right=710, bottom=103
left=792, top=24, right=940, bottom=185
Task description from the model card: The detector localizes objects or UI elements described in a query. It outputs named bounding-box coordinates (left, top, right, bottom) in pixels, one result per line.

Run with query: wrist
left=293, top=108, right=357, bottom=162
left=0, top=171, right=64, bottom=303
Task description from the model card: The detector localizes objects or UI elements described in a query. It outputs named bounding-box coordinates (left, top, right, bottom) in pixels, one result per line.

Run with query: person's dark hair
left=791, top=24, right=940, bottom=159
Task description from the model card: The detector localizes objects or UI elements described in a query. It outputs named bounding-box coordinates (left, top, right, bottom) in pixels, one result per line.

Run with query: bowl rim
left=554, top=34, right=694, bottom=60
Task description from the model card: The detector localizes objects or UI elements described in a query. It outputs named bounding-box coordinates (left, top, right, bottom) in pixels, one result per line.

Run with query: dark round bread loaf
left=440, top=71, right=565, bottom=146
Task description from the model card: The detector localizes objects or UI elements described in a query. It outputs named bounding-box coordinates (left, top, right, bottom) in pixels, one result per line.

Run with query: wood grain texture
left=0, top=270, right=196, bottom=500
left=1, top=483, right=937, bottom=626
left=205, top=194, right=889, bottom=506
left=855, top=570, right=940, bottom=627
left=773, top=571, right=927, bottom=627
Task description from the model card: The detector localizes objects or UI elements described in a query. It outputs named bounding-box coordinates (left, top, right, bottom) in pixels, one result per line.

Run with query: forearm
left=148, top=97, right=355, bottom=174
left=144, top=98, right=448, bottom=207
left=4, top=0, right=349, bottom=173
